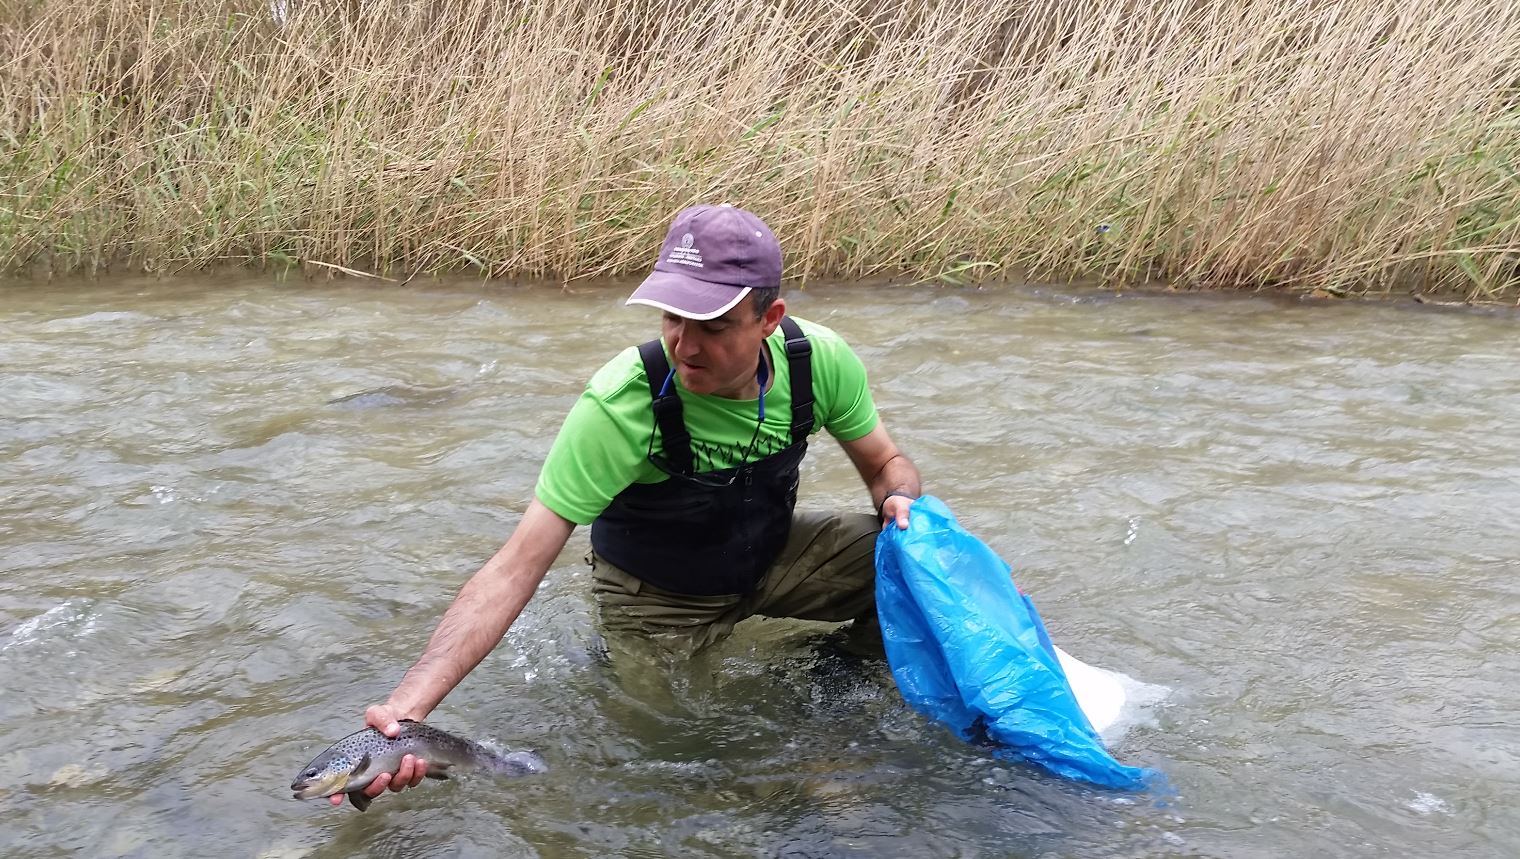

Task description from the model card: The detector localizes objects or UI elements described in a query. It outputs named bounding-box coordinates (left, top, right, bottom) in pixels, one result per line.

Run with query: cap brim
left=626, top=270, right=752, bottom=321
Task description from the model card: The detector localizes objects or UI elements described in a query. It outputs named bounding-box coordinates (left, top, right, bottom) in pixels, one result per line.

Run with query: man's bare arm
left=381, top=498, right=575, bottom=721
left=838, top=424, right=921, bottom=529
left=341, top=498, right=575, bottom=805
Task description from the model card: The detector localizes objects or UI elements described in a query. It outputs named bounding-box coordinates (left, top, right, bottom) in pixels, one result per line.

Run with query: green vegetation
left=3, top=0, right=1518, bottom=297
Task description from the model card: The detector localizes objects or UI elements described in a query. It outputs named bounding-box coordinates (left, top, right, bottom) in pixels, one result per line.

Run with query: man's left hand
left=880, top=494, right=913, bottom=530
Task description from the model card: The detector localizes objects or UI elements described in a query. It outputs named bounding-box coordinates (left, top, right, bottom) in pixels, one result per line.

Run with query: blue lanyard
left=756, top=348, right=768, bottom=422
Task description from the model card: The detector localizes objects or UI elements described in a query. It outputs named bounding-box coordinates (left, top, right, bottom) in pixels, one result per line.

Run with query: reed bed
left=2, top=0, right=1519, bottom=297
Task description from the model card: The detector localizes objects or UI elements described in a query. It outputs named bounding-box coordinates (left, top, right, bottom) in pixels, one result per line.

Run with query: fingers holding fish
left=381, top=754, right=428, bottom=794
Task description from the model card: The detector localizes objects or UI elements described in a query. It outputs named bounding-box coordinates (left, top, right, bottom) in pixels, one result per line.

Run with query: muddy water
left=2, top=275, right=1517, bottom=858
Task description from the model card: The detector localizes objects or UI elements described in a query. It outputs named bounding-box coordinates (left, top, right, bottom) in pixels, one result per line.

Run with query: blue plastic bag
left=875, top=495, right=1153, bottom=789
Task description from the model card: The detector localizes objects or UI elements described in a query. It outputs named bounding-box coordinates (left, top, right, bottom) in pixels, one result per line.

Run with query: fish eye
left=303, top=768, right=319, bottom=778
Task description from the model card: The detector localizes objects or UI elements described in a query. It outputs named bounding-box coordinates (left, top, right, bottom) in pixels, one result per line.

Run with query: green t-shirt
left=535, top=317, right=879, bottom=525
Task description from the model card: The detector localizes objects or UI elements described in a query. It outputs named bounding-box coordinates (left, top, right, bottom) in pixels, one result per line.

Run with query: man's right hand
left=327, top=703, right=429, bottom=807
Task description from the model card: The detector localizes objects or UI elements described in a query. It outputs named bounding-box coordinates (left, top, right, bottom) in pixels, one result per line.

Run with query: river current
left=2, top=275, right=1517, bottom=858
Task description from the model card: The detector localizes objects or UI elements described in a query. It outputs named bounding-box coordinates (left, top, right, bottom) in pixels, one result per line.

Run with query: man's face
left=662, top=297, right=786, bottom=398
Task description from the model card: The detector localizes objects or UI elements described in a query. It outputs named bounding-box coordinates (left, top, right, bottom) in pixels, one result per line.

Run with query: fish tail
left=488, top=749, right=548, bottom=777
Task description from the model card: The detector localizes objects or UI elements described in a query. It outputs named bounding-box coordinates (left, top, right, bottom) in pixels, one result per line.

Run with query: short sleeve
left=533, top=351, right=654, bottom=524
left=807, top=324, right=879, bottom=442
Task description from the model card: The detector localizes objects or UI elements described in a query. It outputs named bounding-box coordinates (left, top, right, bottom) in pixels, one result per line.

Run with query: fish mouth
left=291, top=774, right=347, bottom=800
left=291, top=784, right=323, bottom=800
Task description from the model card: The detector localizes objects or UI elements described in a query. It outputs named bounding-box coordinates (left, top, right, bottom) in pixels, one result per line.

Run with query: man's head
left=627, top=205, right=787, bottom=398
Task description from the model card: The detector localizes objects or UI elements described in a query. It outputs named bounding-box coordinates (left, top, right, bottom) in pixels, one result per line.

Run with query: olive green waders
left=589, top=510, right=881, bottom=658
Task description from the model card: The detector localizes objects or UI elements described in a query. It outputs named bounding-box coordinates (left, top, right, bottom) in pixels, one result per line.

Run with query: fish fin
left=398, top=718, right=420, bottom=725
left=425, top=761, right=452, bottom=780
left=424, top=771, right=450, bottom=781
left=348, top=791, right=372, bottom=812
left=354, top=752, right=371, bottom=775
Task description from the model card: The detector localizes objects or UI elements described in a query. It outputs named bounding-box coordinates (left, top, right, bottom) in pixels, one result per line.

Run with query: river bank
left=4, top=0, right=1519, bottom=298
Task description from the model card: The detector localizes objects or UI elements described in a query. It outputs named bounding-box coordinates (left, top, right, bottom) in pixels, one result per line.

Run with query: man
left=334, top=204, right=920, bottom=806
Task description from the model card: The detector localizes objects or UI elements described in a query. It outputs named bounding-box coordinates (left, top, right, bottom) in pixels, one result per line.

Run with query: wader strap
left=637, top=317, right=814, bottom=472
left=637, top=339, right=693, bottom=475
left=779, top=316, right=814, bottom=444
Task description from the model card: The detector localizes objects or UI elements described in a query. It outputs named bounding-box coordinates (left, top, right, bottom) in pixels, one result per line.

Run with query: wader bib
left=590, top=317, right=815, bottom=596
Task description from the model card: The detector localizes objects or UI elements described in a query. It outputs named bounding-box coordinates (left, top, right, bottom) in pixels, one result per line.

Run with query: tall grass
left=2, top=0, right=1518, bottom=297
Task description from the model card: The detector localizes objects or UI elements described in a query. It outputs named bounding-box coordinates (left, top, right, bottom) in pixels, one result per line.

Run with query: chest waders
left=590, top=317, right=815, bottom=596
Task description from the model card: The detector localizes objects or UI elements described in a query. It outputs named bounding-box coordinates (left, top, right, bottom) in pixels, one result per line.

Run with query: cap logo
left=666, top=232, right=704, bottom=268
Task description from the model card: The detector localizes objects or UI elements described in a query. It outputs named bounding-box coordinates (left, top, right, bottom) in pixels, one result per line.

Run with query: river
left=2, top=275, right=1517, bottom=858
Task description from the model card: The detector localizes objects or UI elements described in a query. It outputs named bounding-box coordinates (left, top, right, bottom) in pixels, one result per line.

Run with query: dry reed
left=2, top=0, right=1518, bottom=297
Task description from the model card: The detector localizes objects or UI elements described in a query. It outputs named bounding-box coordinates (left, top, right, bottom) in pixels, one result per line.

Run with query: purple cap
left=626, top=204, right=783, bottom=320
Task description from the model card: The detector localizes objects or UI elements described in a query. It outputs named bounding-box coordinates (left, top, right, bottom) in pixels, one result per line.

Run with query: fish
left=290, top=719, right=547, bottom=811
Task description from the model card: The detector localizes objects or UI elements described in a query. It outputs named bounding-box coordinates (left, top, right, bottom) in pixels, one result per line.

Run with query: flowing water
left=2, top=275, right=1517, bottom=858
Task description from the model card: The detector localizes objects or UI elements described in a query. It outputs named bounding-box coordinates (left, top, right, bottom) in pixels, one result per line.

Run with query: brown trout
left=290, top=719, right=547, bottom=811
